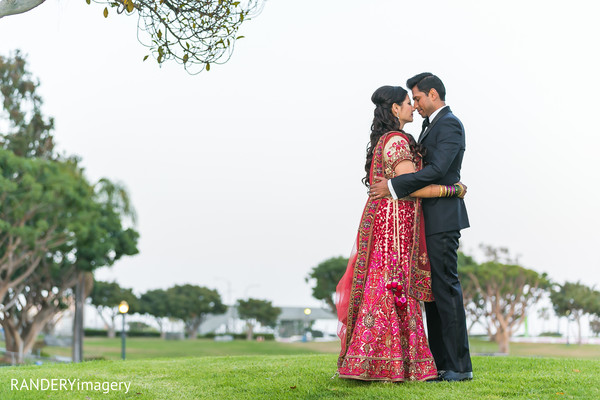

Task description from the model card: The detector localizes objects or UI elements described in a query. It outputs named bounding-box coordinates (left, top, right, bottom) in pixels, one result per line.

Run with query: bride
left=335, top=85, right=466, bottom=381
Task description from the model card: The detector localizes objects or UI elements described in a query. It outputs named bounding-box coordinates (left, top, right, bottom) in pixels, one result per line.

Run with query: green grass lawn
left=39, top=338, right=340, bottom=360
left=0, top=354, right=598, bottom=399
left=469, top=338, right=600, bottom=359
left=35, top=337, right=600, bottom=361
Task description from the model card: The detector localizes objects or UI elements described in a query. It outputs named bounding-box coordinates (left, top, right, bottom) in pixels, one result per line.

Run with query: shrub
left=83, top=329, right=161, bottom=338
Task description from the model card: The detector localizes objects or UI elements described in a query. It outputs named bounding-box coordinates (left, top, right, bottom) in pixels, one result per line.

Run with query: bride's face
left=396, top=95, right=414, bottom=125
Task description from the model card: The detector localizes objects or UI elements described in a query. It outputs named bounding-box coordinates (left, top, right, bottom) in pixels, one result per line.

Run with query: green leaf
left=206, top=62, right=210, bottom=71
left=86, top=0, right=90, bottom=4
left=143, top=55, right=149, bottom=61
left=236, top=36, right=245, bottom=40
left=183, top=54, right=189, bottom=63
left=103, top=7, right=108, bottom=18
left=157, top=30, right=162, bottom=40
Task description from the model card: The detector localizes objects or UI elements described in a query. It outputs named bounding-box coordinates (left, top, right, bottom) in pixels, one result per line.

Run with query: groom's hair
left=407, top=73, right=446, bottom=101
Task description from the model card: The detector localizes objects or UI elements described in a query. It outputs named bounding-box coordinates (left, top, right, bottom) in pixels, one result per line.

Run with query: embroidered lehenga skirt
left=337, top=197, right=437, bottom=381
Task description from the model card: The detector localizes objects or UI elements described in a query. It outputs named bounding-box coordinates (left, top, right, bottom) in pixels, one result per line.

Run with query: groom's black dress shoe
left=438, top=370, right=473, bottom=382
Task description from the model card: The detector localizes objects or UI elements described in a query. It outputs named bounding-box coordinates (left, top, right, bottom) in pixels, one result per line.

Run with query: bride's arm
left=394, top=160, right=466, bottom=199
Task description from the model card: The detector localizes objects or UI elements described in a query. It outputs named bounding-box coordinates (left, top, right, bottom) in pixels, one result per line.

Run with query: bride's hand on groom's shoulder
left=369, top=177, right=390, bottom=200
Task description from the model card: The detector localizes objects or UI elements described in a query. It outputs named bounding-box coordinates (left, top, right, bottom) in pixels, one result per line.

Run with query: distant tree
left=1, top=261, right=74, bottom=363
left=550, top=282, right=597, bottom=344
left=305, top=256, right=348, bottom=313
left=139, top=289, right=170, bottom=339
left=0, top=1, right=265, bottom=73
left=478, top=243, right=520, bottom=264
left=0, top=51, right=55, bottom=158
left=71, top=177, right=138, bottom=359
left=458, top=251, right=486, bottom=334
left=128, top=321, right=153, bottom=331
left=165, top=284, right=226, bottom=339
left=537, top=306, right=553, bottom=334
left=236, top=298, right=281, bottom=340
left=0, top=152, right=138, bottom=363
left=586, top=288, right=600, bottom=318
left=589, top=318, right=600, bottom=337
left=459, top=250, right=550, bottom=353
left=589, top=290, right=600, bottom=340
left=89, top=280, right=140, bottom=338
left=0, top=151, right=94, bottom=363
left=0, top=53, right=66, bottom=307
left=0, top=53, right=140, bottom=362
left=0, top=151, right=81, bottom=305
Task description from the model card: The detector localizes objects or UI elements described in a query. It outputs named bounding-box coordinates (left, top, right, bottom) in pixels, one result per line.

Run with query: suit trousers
left=424, top=230, right=472, bottom=373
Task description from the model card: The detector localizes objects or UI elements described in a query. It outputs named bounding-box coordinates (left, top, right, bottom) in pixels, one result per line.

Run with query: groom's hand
left=369, top=177, right=390, bottom=200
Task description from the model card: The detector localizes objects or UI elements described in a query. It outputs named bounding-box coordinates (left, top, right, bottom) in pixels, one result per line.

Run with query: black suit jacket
left=390, top=106, right=469, bottom=235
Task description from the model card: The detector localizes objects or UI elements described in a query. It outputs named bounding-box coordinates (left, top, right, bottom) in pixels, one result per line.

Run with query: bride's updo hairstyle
left=363, top=86, right=423, bottom=187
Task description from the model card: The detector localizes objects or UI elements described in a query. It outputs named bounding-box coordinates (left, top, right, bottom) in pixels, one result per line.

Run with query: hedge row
left=198, top=333, right=275, bottom=341
left=83, top=329, right=275, bottom=340
left=84, top=329, right=161, bottom=337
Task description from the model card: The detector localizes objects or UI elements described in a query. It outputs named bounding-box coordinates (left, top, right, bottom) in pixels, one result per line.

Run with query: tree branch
left=0, top=0, right=46, bottom=19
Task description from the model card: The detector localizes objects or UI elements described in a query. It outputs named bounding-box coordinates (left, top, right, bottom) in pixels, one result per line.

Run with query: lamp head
left=118, top=300, right=129, bottom=314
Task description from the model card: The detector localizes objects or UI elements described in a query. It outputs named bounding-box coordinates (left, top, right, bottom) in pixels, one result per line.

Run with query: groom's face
left=411, top=87, right=435, bottom=118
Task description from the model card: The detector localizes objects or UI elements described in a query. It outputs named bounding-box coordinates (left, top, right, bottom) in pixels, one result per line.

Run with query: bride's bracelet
left=439, top=184, right=464, bottom=198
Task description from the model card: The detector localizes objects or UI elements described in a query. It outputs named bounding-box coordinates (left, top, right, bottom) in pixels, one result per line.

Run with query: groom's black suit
left=390, top=106, right=472, bottom=374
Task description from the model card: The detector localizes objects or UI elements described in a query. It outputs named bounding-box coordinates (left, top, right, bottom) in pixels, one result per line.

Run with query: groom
left=369, top=72, right=473, bottom=381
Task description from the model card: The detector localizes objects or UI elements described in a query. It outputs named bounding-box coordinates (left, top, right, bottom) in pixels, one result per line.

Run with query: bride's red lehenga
left=336, top=131, right=437, bottom=382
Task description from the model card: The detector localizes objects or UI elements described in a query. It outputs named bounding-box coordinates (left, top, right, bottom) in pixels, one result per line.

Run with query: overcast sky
left=1, top=0, right=599, bottom=312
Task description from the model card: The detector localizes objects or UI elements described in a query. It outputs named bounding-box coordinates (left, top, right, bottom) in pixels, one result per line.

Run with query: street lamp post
left=303, top=308, right=312, bottom=342
left=118, top=301, right=129, bottom=360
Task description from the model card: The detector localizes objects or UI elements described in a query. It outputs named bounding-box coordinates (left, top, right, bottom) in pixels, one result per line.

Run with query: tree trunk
left=72, top=271, right=85, bottom=362
left=1, top=319, right=23, bottom=364
left=156, top=318, right=166, bottom=339
left=1, top=307, right=56, bottom=363
left=246, top=322, right=254, bottom=341
left=326, top=298, right=336, bottom=314
left=107, top=314, right=117, bottom=338
left=186, top=326, right=198, bottom=339
left=467, top=318, right=478, bottom=335
left=107, top=322, right=116, bottom=338
left=93, top=307, right=115, bottom=337
left=496, top=329, right=510, bottom=354
left=186, top=320, right=201, bottom=339
left=21, top=314, right=52, bottom=357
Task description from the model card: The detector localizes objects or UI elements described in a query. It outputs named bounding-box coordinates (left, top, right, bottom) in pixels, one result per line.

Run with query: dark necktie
left=418, top=117, right=430, bottom=142
left=421, top=117, right=430, bottom=133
